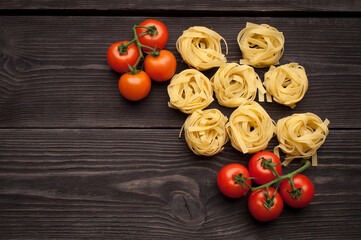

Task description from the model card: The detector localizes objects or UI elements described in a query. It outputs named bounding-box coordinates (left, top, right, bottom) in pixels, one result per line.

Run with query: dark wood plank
left=0, top=0, right=360, bottom=13
left=0, top=16, right=360, bottom=129
left=0, top=128, right=360, bottom=239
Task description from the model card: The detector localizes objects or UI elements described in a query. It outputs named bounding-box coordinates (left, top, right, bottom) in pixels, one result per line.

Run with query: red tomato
left=217, top=163, right=252, bottom=198
left=280, top=174, right=315, bottom=208
left=118, top=71, right=151, bottom=101
left=107, top=41, right=140, bottom=73
left=144, top=50, right=177, bottom=82
left=136, top=19, right=168, bottom=52
left=248, top=187, right=284, bottom=222
left=249, top=151, right=282, bottom=185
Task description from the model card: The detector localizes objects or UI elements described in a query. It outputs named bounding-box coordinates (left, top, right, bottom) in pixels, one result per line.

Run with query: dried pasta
left=274, top=113, right=330, bottom=166
left=210, top=63, right=267, bottom=107
left=226, top=101, right=275, bottom=154
left=264, top=63, right=308, bottom=108
left=176, top=26, right=228, bottom=71
left=167, top=69, right=214, bottom=114
left=237, top=22, right=285, bottom=68
left=182, top=109, right=228, bottom=156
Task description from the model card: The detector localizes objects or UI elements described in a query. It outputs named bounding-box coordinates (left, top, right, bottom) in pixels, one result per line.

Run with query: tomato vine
left=251, top=160, right=311, bottom=192
left=107, top=19, right=175, bottom=101
left=227, top=159, right=313, bottom=221
left=117, top=25, right=161, bottom=74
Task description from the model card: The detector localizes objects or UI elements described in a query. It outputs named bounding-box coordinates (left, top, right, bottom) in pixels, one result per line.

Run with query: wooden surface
left=1, top=1, right=361, bottom=239
left=1, top=0, right=361, bottom=13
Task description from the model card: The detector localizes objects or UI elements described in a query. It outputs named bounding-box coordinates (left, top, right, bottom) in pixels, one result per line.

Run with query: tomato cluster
left=107, top=19, right=177, bottom=101
left=217, top=151, right=315, bottom=222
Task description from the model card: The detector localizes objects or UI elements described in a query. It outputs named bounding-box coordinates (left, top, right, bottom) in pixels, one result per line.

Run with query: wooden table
left=1, top=1, right=361, bottom=239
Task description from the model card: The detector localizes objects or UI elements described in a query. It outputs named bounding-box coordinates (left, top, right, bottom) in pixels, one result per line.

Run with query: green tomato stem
left=259, top=157, right=281, bottom=178
left=115, top=25, right=160, bottom=74
left=287, top=176, right=304, bottom=199
left=127, top=25, right=160, bottom=74
left=233, top=173, right=253, bottom=190
left=133, top=25, right=160, bottom=57
left=251, top=160, right=311, bottom=192
left=134, top=25, right=158, bottom=37
left=118, top=39, right=137, bottom=54
left=130, top=25, right=144, bottom=74
left=262, top=187, right=277, bottom=210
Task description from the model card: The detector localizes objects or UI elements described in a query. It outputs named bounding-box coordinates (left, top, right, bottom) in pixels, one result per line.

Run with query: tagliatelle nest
left=167, top=69, right=214, bottom=114
left=210, top=63, right=267, bottom=107
left=274, top=113, right=330, bottom=166
left=264, top=63, right=308, bottom=108
left=182, top=109, right=228, bottom=156
left=226, top=100, right=276, bottom=154
left=176, top=26, right=228, bottom=71
left=237, top=22, right=285, bottom=68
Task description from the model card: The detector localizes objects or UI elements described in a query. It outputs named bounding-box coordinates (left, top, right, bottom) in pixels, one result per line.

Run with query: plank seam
left=0, top=127, right=358, bottom=130
left=0, top=9, right=361, bottom=18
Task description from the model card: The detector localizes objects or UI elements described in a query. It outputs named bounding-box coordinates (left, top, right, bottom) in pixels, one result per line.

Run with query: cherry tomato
left=280, top=174, right=315, bottom=208
left=144, top=50, right=177, bottom=82
left=107, top=41, right=140, bottom=73
left=249, top=151, right=282, bottom=185
left=118, top=71, right=151, bottom=101
left=217, top=163, right=252, bottom=198
left=136, top=19, right=168, bottom=52
left=248, top=187, right=284, bottom=222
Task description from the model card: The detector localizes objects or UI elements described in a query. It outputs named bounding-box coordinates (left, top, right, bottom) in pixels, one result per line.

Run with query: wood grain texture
left=1, top=2, right=361, bottom=239
left=0, top=0, right=360, bottom=13
left=0, top=128, right=360, bottom=239
left=0, top=16, right=360, bottom=128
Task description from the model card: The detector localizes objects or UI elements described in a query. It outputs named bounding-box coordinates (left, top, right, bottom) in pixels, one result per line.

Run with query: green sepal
left=262, top=187, right=277, bottom=210
left=233, top=173, right=253, bottom=190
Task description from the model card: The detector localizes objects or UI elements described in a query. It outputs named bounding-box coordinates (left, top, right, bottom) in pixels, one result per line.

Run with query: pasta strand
left=274, top=113, right=330, bottom=166
left=168, top=69, right=214, bottom=114
left=226, top=101, right=275, bottom=154
left=237, top=22, right=285, bottom=68
left=177, top=26, right=228, bottom=71
left=264, top=63, right=308, bottom=108
left=210, top=63, right=267, bottom=107
left=183, top=109, right=228, bottom=156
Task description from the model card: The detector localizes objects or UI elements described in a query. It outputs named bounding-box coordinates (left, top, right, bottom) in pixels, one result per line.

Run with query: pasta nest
left=264, top=63, right=308, bottom=108
left=176, top=26, right=228, bottom=71
left=167, top=69, right=214, bottom=114
left=274, top=113, right=330, bottom=166
left=182, top=109, right=228, bottom=156
left=210, top=63, right=267, bottom=108
left=226, top=101, right=275, bottom=154
left=237, top=22, right=285, bottom=68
